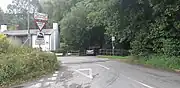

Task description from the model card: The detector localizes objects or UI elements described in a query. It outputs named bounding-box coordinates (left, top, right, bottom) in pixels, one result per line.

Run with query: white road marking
left=60, top=72, right=64, bottom=77
left=48, top=77, right=57, bottom=81
left=28, top=83, right=42, bottom=88
left=39, top=79, right=44, bottom=82
left=44, top=82, right=54, bottom=86
left=44, top=82, right=50, bottom=86
left=53, top=74, right=58, bottom=77
left=55, top=71, right=59, bottom=74
left=96, top=64, right=110, bottom=70
left=119, top=73, right=154, bottom=88
left=74, top=68, right=93, bottom=79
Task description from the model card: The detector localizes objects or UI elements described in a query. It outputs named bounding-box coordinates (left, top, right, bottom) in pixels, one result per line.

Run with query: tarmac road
left=14, top=56, right=180, bottom=88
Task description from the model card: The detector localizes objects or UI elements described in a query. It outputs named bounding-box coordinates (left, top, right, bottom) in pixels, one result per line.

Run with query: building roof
left=1, top=29, right=55, bottom=36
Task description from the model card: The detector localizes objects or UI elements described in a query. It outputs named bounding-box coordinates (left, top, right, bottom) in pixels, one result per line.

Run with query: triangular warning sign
left=36, top=22, right=46, bottom=31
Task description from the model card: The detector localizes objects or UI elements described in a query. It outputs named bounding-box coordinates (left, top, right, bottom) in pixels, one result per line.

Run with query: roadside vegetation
left=0, top=0, right=180, bottom=76
left=0, top=34, right=59, bottom=87
left=98, top=55, right=180, bottom=72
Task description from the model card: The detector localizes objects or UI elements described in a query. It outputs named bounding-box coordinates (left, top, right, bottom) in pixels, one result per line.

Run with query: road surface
left=14, top=56, right=180, bottom=88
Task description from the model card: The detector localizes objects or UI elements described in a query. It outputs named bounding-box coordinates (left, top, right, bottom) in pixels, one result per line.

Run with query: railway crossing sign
left=35, top=32, right=45, bottom=45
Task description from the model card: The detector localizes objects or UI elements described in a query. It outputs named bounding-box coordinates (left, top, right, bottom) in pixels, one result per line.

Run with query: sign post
left=34, top=12, right=48, bottom=50
left=112, top=36, right=115, bottom=56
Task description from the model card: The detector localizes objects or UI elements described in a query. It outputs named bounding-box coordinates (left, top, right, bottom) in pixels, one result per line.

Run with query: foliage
left=0, top=34, right=10, bottom=53
left=6, top=0, right=42, bottom=30
left=99, top=55, right=180, bottom=70
left=130, top=0, right=180, bottom=56
left=0, top=38, right=58, bottom=87
left=0, top=8, right=6, bottom=24
left=41, top=0, right=180, bottom=57
left=139, top=55, right=180, bottom=70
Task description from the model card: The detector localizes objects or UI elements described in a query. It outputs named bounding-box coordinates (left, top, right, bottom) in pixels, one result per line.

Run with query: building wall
left=32, top=34, right=50, bottom=51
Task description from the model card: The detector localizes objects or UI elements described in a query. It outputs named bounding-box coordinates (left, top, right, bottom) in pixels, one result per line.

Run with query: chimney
left=0, top=25, right=7, bottom=32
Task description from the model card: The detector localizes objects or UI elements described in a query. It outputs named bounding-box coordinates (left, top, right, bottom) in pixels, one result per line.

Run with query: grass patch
left=98, top=55, right=180, bottom=72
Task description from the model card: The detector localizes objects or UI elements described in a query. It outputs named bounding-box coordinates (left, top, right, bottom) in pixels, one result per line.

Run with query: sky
left=0, top=0, right=12, bottom=12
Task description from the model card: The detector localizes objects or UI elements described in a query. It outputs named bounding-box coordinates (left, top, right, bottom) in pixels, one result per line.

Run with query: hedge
left=0, top=34, right=59, bottom=87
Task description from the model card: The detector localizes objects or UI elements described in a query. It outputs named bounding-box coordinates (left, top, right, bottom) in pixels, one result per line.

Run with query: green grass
left=97, top=55, right=130, bottom=59
left=98, top=55, right=180, bottom=72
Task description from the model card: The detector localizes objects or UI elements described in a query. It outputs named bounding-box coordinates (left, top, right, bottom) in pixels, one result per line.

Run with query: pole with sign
left=112, top=36, right=115, bottom=56
left=34, top=12, right=48, bottom=50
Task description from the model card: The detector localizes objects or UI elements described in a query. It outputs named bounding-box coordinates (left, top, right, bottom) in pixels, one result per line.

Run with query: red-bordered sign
left=34, top=12, right=48, bottom=31
left=34, top=13, right=48, bottom=21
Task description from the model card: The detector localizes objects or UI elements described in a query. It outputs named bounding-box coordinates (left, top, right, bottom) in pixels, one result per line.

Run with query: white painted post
left=53, top=23, right=58, bottom=51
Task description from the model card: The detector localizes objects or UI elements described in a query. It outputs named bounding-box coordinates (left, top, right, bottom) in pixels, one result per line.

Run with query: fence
left=55, top=49, right=130, bottom=56
left=66, top=50, right=86, bottom=56
left=99, top=49, right=130, bottom=56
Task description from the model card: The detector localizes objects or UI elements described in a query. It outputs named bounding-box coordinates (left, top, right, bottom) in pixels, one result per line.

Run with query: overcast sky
left=0, top=0, right=12, bottom=12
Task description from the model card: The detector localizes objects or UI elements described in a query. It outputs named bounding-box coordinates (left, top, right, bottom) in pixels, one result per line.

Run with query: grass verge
left=98, top=55, right=180, bottom=73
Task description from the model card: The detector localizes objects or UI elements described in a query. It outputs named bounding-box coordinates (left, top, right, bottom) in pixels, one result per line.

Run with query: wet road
left=14, top=56, right=180, bottom=88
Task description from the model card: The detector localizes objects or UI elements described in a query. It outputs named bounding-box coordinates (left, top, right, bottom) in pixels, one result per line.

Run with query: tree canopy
left=3, top=0, right=180, bottom=56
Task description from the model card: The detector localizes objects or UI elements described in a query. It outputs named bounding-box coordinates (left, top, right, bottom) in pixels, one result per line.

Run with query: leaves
left=41, top=0, right=180, bottom=56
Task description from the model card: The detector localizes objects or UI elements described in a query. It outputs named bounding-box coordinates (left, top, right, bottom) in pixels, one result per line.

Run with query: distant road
left=17, top=56, right=180, bottom=88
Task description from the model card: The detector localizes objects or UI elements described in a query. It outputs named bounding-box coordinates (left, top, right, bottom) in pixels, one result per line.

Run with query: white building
left=0, top=23, right=60, bottom=51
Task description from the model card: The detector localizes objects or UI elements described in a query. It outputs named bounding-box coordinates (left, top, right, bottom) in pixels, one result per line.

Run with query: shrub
left=0, top=36, right=59, bottom=86
left=0, top=34, right=10, bottom=54
left=0, top=51, right=58, bottom=86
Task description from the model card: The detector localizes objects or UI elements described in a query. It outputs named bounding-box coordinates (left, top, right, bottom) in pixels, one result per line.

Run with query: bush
left=0, top=34, right=10, bottom=54
left=0, top=51, right=59, bottom=86
left=0, top=36, right=59, bottom=86
left=139, top=54, right=180, bottom=70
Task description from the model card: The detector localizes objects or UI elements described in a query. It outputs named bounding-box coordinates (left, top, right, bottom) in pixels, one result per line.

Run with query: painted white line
left=119, top=73, right=154, bottom=88
left=60, top=72, right=64, bottom=77
left=39, top=79, right=44, bottom=82
left=134, top=80, right=154, bottom=88
left=35, top=83, right=42, bottom=88
left=48, top=77, right=57, bottom=81
left=55, top=71, right=59, bottom=74
left=28, top=83, right=42, bottom=88
left=53, top=74, right=58, bottom=76
left=44, top=82, right=54, bottom=86
left=96, top=64, right=110, bottom=70
left=44, top=82, right=50, bottom=86
left=74, top=68, right=93, bottom=79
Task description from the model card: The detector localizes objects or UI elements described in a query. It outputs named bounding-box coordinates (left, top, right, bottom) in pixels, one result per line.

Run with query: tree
left=6, top=0, right=42, bottom=30
left=41, top=0, right=180, bottom=57
left=0, top=8, right=6, bottom=25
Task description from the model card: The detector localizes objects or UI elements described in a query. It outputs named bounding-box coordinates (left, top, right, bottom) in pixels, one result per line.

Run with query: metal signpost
left=112, top=36, right=115, bottom=55
left=34, top=12, right=48, bottom=50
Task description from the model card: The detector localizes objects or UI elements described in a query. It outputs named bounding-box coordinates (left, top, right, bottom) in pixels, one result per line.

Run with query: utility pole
left=27, top=0, right=31, bottom=46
